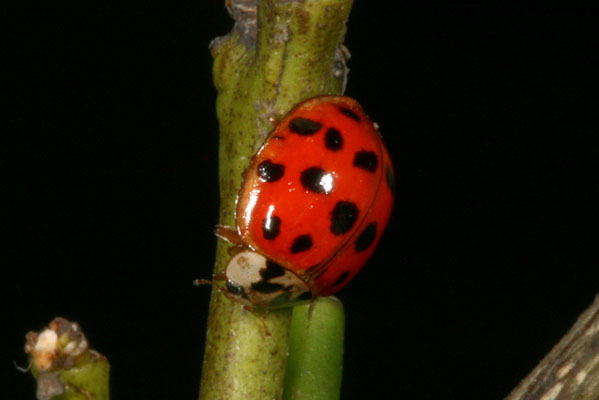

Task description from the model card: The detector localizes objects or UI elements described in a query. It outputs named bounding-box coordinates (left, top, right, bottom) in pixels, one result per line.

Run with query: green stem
left=199, top=0, right=353, bottom=399
left=283, top=298, right=345, bottom=400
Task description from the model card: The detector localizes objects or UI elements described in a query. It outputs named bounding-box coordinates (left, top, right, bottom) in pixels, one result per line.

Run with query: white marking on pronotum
left=540, top=383, right=563, bottom=400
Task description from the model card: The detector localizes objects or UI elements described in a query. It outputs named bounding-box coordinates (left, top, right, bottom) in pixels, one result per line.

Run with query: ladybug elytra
left=204, top=96, right=394, bottom=309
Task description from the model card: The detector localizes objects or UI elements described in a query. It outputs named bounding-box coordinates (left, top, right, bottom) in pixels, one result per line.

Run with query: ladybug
left=209, top=96, right=394, bottom=309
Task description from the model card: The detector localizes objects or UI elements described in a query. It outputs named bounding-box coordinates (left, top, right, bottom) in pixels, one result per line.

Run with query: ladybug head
left=219, top=250, right=313, bottom=308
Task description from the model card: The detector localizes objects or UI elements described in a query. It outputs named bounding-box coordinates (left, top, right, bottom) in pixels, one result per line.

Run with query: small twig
left=507, top=295, right=599, bottom=400
left=25, top=317, right=110, bottom=400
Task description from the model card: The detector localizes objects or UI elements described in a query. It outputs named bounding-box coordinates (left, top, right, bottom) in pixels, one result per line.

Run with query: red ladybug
left=211, top=96, right=394, bottom=308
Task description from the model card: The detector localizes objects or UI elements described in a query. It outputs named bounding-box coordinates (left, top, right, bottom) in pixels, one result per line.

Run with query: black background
left=4, top=3, right=598, bottom=399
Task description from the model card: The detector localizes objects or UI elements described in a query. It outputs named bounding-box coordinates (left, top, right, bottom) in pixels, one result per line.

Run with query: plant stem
left=507, top=295, right=599, bottom=400
left=199, top=0, right=353, bottom=398
left=283, top=298, right=345, bottom=400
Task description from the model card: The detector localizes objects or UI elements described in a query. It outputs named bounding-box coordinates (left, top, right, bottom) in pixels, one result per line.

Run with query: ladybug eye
left=226, top=280, right=244, bottom=296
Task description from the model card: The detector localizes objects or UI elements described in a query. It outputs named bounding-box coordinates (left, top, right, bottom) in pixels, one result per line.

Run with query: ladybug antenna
left=194, top=271, right=227, bottom=287
left=193, top=278, right=215, bottom=286
left=193, top=277, right=232, bottom=308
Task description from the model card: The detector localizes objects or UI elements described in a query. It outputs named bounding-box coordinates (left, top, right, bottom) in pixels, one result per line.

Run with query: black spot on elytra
left=290, top=234, right=313, bottom=254
left=300, top=167, right=333, bottom=194
left=330, top=201, right=359, bottom=235
left=258, top=160, right=285, bottom=182
left=324, top=127, right=344, bottom=151
left=332, top=271, right=350, bottom=287
left=353, top=150, right=378, bottom=172
left=262, top=215, right=281, bottom=240
left=226, top=280, right=245, bottom=296
left=298, top=291, right=313, bottom=301
left=338, top=106, right=361, bottom=122
left=386, top=164, right=395, bottom=195
left=261, top=261, right=286, bottom=280
left=252, top=280, right=286, bottom=294
left=289, top=117, right=322, bottom=136
left=355, top=222, right=377, bottom=252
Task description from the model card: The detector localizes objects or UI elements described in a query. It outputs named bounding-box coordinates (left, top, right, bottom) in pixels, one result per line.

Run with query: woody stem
left=199, top=0, right=354, bottom=399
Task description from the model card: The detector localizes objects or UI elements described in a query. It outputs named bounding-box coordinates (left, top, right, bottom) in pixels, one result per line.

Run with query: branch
left=507, top=295, right=599, bottom=400
left=199, top=0, right=353, bottom=398
left=283, top=298, right=345, bottom=400
left=25, top=317, right=110, bottom=400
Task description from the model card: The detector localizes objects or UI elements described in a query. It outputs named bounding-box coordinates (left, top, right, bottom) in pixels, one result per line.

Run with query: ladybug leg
left=242, top=305, right=272, bottom=337
left=215, top=226, right=249, bottom=256
left=213, top=271, right=226, bottom=281
left=214, top=225, right=243, bottom=245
